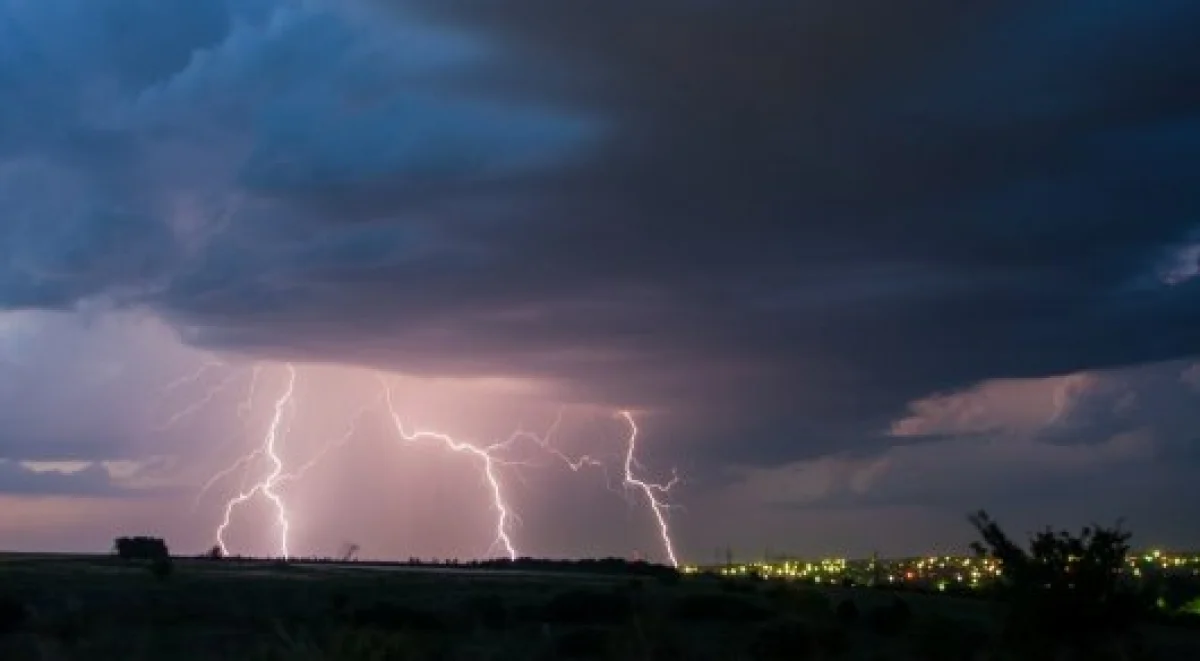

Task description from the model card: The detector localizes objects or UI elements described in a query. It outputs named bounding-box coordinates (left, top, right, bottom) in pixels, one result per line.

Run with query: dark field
left=2, top=554, right=1200, bottom=660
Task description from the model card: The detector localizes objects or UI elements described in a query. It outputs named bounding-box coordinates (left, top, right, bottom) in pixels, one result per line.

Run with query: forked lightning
left=165, top=361, right=681, bottom=563
left=214, top=363, right=296, bottom=557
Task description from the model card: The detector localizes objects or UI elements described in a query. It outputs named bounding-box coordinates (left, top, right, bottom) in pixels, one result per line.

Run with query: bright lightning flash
left=381, top=381, right=521, bottom=560
left=185, top=362, right=684, bottom=565
left=620, top=411, right=680, bottom=568
left=215, top=363, right=297, bottom=557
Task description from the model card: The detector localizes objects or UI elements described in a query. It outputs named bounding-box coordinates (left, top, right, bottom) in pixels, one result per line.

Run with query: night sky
left=1, top=1, right=1198, bottom=563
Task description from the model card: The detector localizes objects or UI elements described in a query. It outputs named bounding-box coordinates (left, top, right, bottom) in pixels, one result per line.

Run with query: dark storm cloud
left=2, top=0, right=1199, bottom=472
left=722, top=358, right=1200, bottom=551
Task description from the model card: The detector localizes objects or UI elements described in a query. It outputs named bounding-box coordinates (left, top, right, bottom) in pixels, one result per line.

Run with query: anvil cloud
left=0, top=0, right=1198, bottom=559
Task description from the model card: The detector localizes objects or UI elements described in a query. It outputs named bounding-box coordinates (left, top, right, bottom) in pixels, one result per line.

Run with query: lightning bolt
left=155, top=367, right=249, bottom=430
left=161, top=358, right=226, bottom=393
left=522, top=411, right=627, bottom=499
left=215, top=364, right=297, bottom=558
left=277, top=393, right=382, bottom=487
left=189, top=363, right=273, bottom=512
left=192, top=447, right=263, bottom=512
left=619, top=411, right=680, bottom=568
left=380, top=380, right=521, bottom=560
left=523, top=409, right=596, bottom=471
left=238, top=364, right=263, bottom=420
left=183, top=362, right=684, bottom=565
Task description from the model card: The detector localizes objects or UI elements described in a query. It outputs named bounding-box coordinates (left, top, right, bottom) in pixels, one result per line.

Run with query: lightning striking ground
left=181, top=361, right=684, bottom=564
left=619, top=411, right=680, bottom=568
left=380, top=380, right=520, bottom=560
left=215, top=364, right=297, bottom=557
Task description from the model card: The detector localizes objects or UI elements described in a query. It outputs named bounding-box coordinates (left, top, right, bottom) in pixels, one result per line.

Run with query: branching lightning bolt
left=520, top=410, right=626, bottom=498
left=177, top=362, right=685, bottom=565
left=192, top=447, right=264, bottom=512
left=191, top=364, right=271, bottom=511
left=155, top=366, right=249, bottom=430
left=161, top=358, right=226, bottom=393
left=215, top=364, right=297, bottom=557
left=380, top=380, right=521, bottom=560
left=277, top=393, right=382, bottom=487
left=523, top=409, right=596, bottom=471
left=238, top=364, right=263, bottom=420
left=619, top=411, right=680, bottom=568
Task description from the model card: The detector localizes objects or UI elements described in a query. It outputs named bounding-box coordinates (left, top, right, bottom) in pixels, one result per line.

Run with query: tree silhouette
left=968, top=510, right=1137, bottom=648
left=114, top=536, right=169, bottom=561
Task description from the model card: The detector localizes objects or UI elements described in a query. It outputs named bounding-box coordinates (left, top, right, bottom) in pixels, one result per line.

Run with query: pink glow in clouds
left=889, top=373, right=1101, bottom=438
left=0, top=308, right=682, bottom=563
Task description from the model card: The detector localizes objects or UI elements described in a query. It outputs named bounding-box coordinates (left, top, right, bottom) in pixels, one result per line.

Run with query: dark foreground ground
left=2, top=554, right=1200, bottom=660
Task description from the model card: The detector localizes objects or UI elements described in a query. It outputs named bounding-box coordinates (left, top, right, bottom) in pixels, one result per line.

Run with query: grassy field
left=2, top=553, right=1199, bottom=660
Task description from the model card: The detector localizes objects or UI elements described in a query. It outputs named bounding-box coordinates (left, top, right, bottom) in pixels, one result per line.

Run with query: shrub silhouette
left=542, top=589, right=631, bottom=625
left=114, top=536, right=169, bottom=560
left=968, top=509, right=1137, bottom=645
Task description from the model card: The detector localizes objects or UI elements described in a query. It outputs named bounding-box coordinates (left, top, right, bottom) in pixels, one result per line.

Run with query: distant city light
left=678, top=549, right=1200, bottom=594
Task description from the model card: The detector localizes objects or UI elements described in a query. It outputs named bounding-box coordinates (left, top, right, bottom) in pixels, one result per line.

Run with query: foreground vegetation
left=0, top=557, right=1194, bottom=660
left=1, top=513, right=1198, bottom=659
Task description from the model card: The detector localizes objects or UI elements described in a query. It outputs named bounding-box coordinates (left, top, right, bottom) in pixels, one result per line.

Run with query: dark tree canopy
left=114, top=536, right=169, bottom=561
left=968, top=510, right=1136, bottom=647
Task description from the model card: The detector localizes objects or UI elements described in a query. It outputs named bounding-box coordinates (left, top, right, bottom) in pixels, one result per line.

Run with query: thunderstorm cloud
left=0, top=0, right=1198, bottom=558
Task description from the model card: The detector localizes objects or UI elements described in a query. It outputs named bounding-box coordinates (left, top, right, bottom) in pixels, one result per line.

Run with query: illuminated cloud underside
left=155, top=354, right=682, bottom=564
